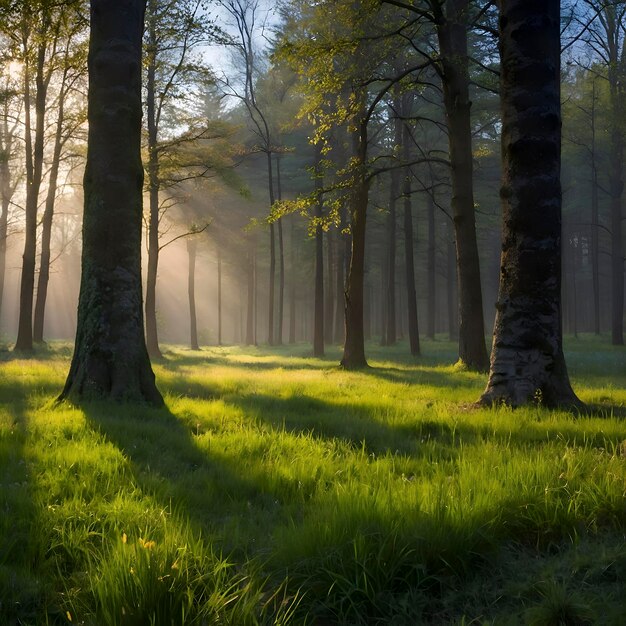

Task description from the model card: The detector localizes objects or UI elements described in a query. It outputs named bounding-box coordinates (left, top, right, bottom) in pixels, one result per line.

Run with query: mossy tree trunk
left=479, top=0, right=581, bottom=409
left=60, top=0, right=162, bottom=405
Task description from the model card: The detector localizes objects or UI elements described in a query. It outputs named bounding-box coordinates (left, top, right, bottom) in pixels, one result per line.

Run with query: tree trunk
left=479, top=0, right=581, bottom=409
left=276, top=154, right=284, bottom=345
left=267, top=150, right=275, bottom=345
left=340, top=118, right=369, bottom=369
left=246, top=234, right=254, bottom=345
left=188, top=238, right=199, bottom=350
left=436, top=0, right=489, bottom=370
left=590, top=79, right=601, bottom=336
left=334, top=203, right=348, bottom=344
left=60, top=0, right=162, bottom=405
left=144, top=2, right=161, bottom=359
left=313, top=144, right=324, bottom=357
left=385, top=102, right=402, bottom=346
left=217, top=245, right=222, bottom=345
left=608, top=102, right=624, bottom=345
left=15, top=34, right=47, bottom=352
left=427, top=192, right=436, bottom=339
left=325, top=230, right=335, bottom=344
left=0, top=103, right=16, bottom=322
left=289, top=217, right=296, bottom=343
left=403, top=122, right=420, bottom=356
left=446, top=217, right=458, bottom=340
left=34, top=67, right=69, bottom=344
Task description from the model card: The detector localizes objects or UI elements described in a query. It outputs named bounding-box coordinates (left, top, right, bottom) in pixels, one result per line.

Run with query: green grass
left=0, top=335, right=625, bottom=624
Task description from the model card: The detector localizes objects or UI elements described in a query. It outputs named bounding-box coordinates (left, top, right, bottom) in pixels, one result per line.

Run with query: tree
left=60, top=0, right=162, bottom=404
left=144, top=0, right=215, bottom=358
left=580, top=0, right=625, bottom=345
left=33, top=11, right=87, bottom=344
left=479, top=0, right=581, bottom=408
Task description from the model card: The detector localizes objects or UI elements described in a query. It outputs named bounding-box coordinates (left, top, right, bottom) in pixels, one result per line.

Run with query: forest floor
left=0, top=335, right=625, bottom=625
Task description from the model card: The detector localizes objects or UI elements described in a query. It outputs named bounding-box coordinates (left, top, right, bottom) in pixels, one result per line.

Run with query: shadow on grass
left=80, top=402, right=302, bottom=554
left=0, top=380, right=51, bottom=624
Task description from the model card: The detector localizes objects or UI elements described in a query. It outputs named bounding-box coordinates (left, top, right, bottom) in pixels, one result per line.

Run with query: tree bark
left=427, top=192, right=436, bottom=339
left=313, top=144, right=324, bottom=357
left=289, top=217, right=296, bottom=343
left=325, top=230, right=335, bottom=344
left=144, top=0, right=162, bottom=359
left=267, top=150, right=276, bottom=345
left=385, top=103, right=401, bottom=346
left=0, top=97, right=17, bottom=323
left=446, top=217, right=458, bottom=340
left=60, top=0, right=162, bottom=405
left=479, top=0, right=581, bottom=409
left=403, top=121, right=420, bottom=356
left=276, top=154, right=284, bottom=345
left=34, top=66, right=69, bottom=344
left=217, top=245, right=222, bottom=345
left=246, top=233, right=255, bottom=345
left=436, top=0, right=489, bottom=371
left=590, top=79, right=601, bottom=336
left=340, top=118, right=369, bottom=369
left=188, top=238, right=199, bottom=350
left=15, top=29, right=48, bottom=352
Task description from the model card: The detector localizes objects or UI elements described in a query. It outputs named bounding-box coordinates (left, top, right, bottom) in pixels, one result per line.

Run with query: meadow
left=0, top=336, right=625, bottom=625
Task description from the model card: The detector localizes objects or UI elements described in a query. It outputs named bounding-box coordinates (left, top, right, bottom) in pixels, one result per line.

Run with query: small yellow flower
left=122, top=533, right=127, bottom=544
left=171, top=560, right=180, bottom=570
left=139, top=537, right=156, bottom=550
left=66, top=611, right=72, bottom=622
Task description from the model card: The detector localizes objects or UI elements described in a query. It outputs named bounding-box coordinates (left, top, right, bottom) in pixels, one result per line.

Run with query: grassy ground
left=0, top=335, right=625, bottom=625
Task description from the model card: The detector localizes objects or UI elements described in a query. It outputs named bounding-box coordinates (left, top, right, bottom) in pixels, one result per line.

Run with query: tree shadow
left=0, top=379, right=49, bottom=624
left=80, top=402, right=308, bottom=554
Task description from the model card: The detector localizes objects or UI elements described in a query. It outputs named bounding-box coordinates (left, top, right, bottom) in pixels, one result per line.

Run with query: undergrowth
left=0, top=336, right=624, bottom=624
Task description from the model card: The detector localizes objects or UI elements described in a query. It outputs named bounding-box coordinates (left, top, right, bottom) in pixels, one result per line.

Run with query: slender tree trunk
left=246, top=234, right=254, bottom=345
left=436, top=0, right=489, bottom=370
left=289, top=217, right=296, bottom=343
left=341, top=118, right=369, bottom=369
left=480, top=0, right=581, bottom=409
left=334, top=204, right=347, bottom=344
left=379, top=232, right=388, bottom=345
left=15, top=34, right=47, bottom=352
left=608, top=110, right=624, bottom=345
left=446, top=217, right=458, bottom=340
left=385, top=102, right=402, bottom=346
left=34, top=67, right=69, bottom=344
left=325, top=231, right=335, bottom=344
left=427, top=192, right=436, bottom=339
left=60, top=0, right=162, bottom=404
left=0, top=106, right=15, bottom=322
left=313, top=144, right=324, bottom=357
left=590, top=79, right=601, bottom=335
left=217, top=245, right=222, bottom=345
left=276, top=154, right=284, bottom=345
left=144, top=2, right=161, bottom=359
left=266, top=150, right=275, bottom=345
left=403, top=123, right=420, bottom=356
left=188, top=238, right=199, bottom=350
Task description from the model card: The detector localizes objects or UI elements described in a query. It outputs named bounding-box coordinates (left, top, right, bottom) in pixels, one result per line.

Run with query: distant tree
left=144, top=0, right=216, bottom=358
left=33, top=12, right=87, bottom=344
left=60, top=0, right=162, bottom=404
left=0, top=76, right=22, bottom=322
left=578, top=0, right=625, bottom=345
left=479, top=0, right=582, bottom=408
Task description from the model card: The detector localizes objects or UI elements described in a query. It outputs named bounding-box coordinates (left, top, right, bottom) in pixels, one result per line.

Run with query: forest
left=0, top=0, right=625, bottom=624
